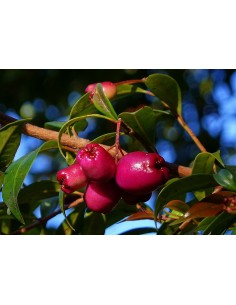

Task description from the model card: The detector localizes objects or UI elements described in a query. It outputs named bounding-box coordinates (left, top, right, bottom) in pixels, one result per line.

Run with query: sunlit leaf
left=91, top=83, right=118, bottom=120
left=124, top=210, right=154, bottom=222
left=69, top=92, right=96, bottom=119
left=0, top=119, right=29, bottom=170
left=154, top=174, right=218, bottom=223
left=165, top=200, right=189, bottom=214
left=145, top=73, right=182, bottom=115
left=2, top=140, right=57, bottom=224
left=214, top=169, right=236, bottom=191
left=183, top=202, right=225, bottom=220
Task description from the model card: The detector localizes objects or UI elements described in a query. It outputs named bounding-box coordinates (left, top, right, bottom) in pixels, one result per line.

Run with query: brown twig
left=0, top=111, right=192, bottom=177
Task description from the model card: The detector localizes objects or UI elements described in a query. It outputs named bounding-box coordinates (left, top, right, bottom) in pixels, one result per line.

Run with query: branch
left=0, top=111, right=192, bottom=177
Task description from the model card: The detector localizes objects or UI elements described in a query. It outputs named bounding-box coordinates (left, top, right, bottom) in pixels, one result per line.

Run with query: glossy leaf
left=69, top=92, right=96, bottom=119
left=0, top=119, right=29, bottom=170
left=2, top=140, right=57, bottom=224
left=145, top=73, right=182, bottom=115
left=92, top=83, right=118, bottom=120
left=116, top=84, right=150, bottom=98
left=192, top=152, right=219, bottom=200
left=154, top=174, right=218, bottom=222
left=183, top=202, right=225, bottom=221
left=44, top=121, right=64, bottom=131
left=165, top=200, right=189, bottom=214
left=124, top=210, right=154, bottom=222
left=202, top=212, right=236, bottom=235
left=214, top=169, right=236, bottom=191
left=119, top=106, right=161, bottom=152
left=91, top=132, right=124, bottom=144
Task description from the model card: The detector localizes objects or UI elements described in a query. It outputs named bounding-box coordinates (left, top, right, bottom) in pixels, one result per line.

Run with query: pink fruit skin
left=56, top=163, right=88, bottom=194
left=85, top=81, right=117, bottom=99
left=84, top=180, right=121, bottom=213
left=76, top=143, right=116, bottom=182
left=116, top=151, right=169, bottom=194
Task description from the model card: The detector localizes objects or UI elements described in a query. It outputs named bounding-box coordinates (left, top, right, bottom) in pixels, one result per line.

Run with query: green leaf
left=58, top=190, right=75, bottom=232
left=144, top=73, right=182, bottom=115
left=192, top=152, right=219, bottom=200
left=44, top=121, right=65, bottom=131
left=82, top=210, right=106, bottom=235
left=69, top=92, right=96, bottom=119
left=40, top=200, right=58, bottom=219
left=213, top=169, right=236, bottom=191
left=154, top=174, right=218, bottom=223
left=202, top=212, right=236, bottom=235
left=116, top=84, right=151, bottom=98
left=92, top=83, right=118, bottom=120
left=2, top=140, right=58, bottom=224
left=0, top=119, right=29, bottom=170
left=119, top=106, right=160, bottom=152
left=56, top=203, right=86, bottom=235
left=91, top=132, right=124, bottom=144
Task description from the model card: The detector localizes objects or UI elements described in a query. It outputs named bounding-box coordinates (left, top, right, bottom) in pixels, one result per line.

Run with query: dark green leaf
left=82, top=210, right=106, bottom=235
left=116, top=84, right=151, bottom=98
left=202, top=212, right=236, bottom=235
left=119, top=106, right=160, bottom=152
left=2, top=140, right=57, bottom=224
left=69, top=92, right=96, bottom=119
left=91, top=132, right=124, bottom=144
left=145, top=73, right=182, bottom=115
left=0, top=119, right=29, bottom=170
left=40, top=200, right=58, bottom=219
left=92, top=83, right=118, bottom=120
left=213, top=169, right=236, bottom=191
left=119, top=227, right=157, bottom=235
left=56, top=203, right=86, bottom=235
left=44, top=121, right=65, bottom=131
left=154, top=174, right=218, bottom=222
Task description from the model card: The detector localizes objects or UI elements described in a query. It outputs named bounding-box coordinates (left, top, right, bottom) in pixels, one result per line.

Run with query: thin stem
left=177, top=114, right=207, bottom=152
left=114, top=79, right=145, bottom=86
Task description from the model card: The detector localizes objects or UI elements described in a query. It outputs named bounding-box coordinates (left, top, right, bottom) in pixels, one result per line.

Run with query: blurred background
left=1, top=69, right=236, bottom=233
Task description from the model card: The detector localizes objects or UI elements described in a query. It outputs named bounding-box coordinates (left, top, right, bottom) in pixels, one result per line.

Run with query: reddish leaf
left=124, top=211, right=154, bottom=222
left=201, top=191, right=236, bottom=204
left=184, top=202, right=225, bottom=220
left=165, top=200, right=189, bottom=214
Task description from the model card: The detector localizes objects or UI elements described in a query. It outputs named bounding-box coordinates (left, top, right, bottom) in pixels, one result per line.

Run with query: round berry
left=116, top=151, right=169, bottom=194
left=84, top=180, right=121, bottom=213
left=76, top=143, right=116, bottom=182
left=85, top=81, right=117, bottom=100
left=56, top=163, right=88, bottom=194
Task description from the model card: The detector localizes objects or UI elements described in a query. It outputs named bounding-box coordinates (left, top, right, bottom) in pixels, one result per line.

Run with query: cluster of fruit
left=57, top=143, right=170, bottom=213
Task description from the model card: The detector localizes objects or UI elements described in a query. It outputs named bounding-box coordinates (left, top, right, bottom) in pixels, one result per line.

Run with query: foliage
left=1, top=72, right=236, bottom=235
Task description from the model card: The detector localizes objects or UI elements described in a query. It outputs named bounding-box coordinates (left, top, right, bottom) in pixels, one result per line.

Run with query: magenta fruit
left=116, top=151, right=169, bottom=194
left=84, top=180, right=121, bottom=213
left=56, top=163, right=88, bottom=194
left=76, top=143, right=116, bottom=182
left=122, top=191, right=152, bottom=205
left=85, top=81, right=117, bottom=99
